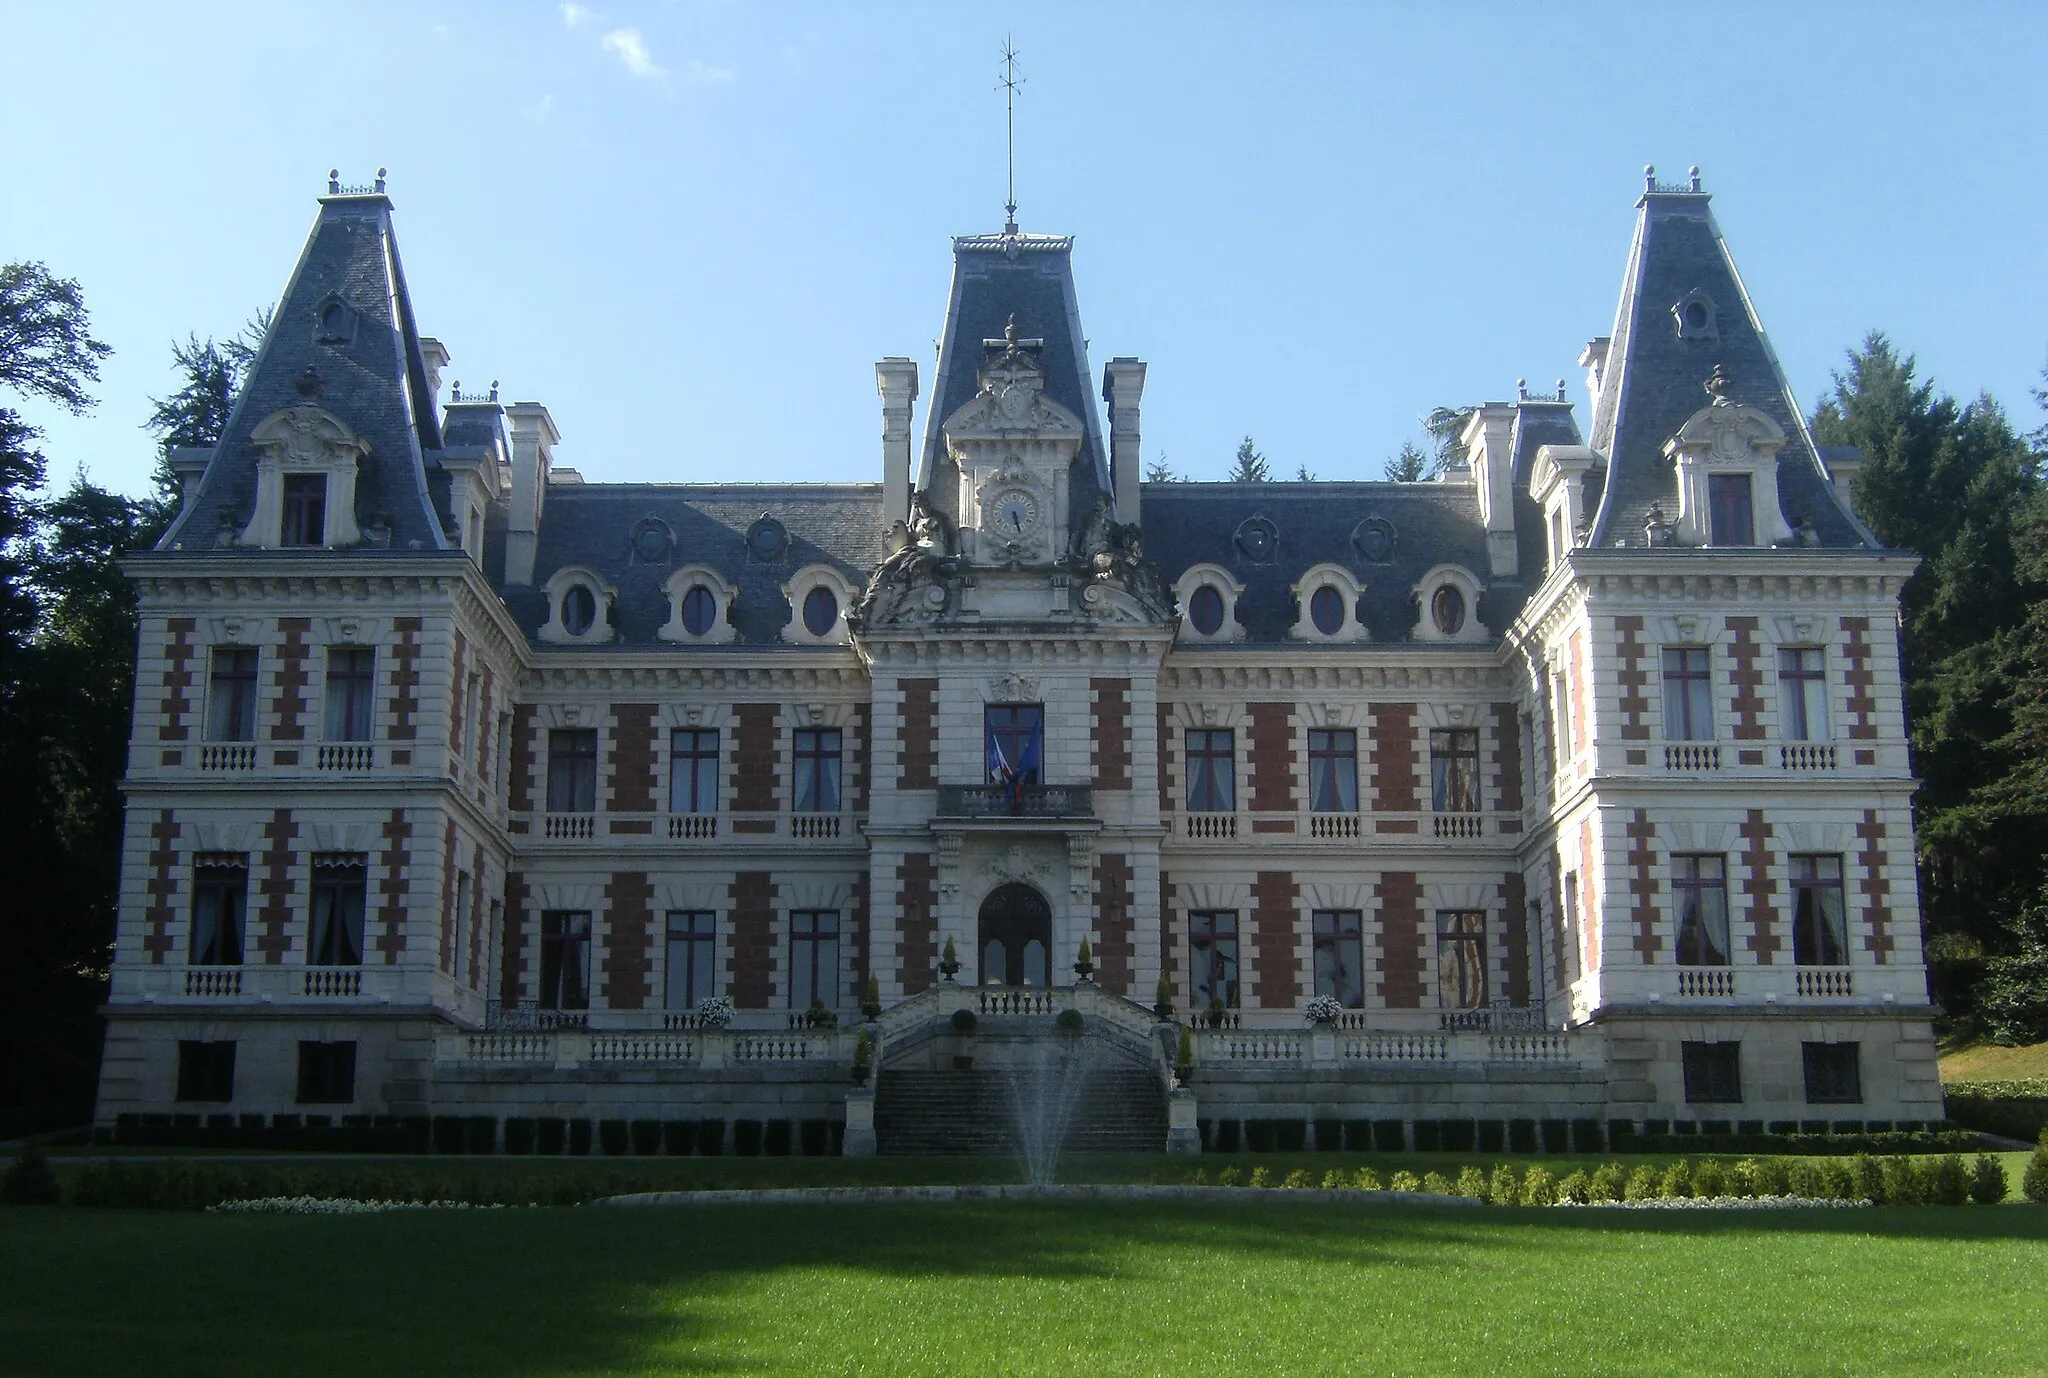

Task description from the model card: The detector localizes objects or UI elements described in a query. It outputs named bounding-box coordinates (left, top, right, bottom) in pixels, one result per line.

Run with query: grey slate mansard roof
left=502, top=484, right=888, bottom=647
left=160, top=191, right=453, bottom=555
left=1586, top=184, right=1873, bottom=550
left=1141, top=478, right=1530, bottom=643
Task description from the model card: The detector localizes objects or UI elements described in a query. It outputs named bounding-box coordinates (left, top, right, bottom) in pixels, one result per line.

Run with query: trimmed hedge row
left=1944, top=1080, right=2048, bottom=1144
left=96, top=1113, right=843, bottom=1157
left=1195, top=1115, right=1971, bottom=1158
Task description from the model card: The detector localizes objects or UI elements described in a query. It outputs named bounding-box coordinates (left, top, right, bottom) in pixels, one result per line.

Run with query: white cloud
left=677, top=57, right=736, bottom=87
left=601, top=27, right=664, bottom=78
left=561, top=3, right=594, bottom=28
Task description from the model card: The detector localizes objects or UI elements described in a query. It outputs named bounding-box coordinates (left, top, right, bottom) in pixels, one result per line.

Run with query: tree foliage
left=1227, top=436, right=1269, bottom=483
left=143, top=313, right=267, bottom=501
left=1144, top=453, right=1182, bottom=483
left=1383, top=439, right=1430, bottom=483
left=1813, top=333, right=2048, bottom=1027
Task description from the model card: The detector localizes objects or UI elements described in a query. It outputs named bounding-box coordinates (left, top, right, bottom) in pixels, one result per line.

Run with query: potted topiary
left=951, top=1007, right=978, bottom=1035
left=939, top=936, right=960, bottom=983
left=1055, top=1008, right=1085, bottom=1036
left=806, top=998, right=838, bottom=1030
left=1073, top=938, right=1094, bottom=982
left=1207, top=997, right=1229, bottom=1030
left=1153, top=975, right=1174, bottom=1020
left=861, top=975, right=882, bottom=1021
left=851, top=1029, right=871, bottom=1085
left=1176, top=1024, right=1195, bottom=1084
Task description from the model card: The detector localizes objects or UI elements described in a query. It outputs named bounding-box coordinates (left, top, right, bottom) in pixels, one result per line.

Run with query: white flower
left=1303, top=995, right=1343, bottom=1025
left=697, top=994, right=735, bottom=1027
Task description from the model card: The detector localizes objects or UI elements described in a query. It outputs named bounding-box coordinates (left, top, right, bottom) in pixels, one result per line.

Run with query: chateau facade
left=96, top=168, right=1941, bottom=1152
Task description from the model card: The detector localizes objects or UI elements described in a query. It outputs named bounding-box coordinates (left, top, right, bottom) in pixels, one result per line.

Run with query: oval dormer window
left=562, top=585, right=597, bottom=637
left=1188, top=585, right=1224, bottom=636
left=681, top=585, right=717, bottom=637
left=802, top=586, right=839, bottom=638
left=1430, top=585, right=1466, bottom=637
left=1309, top=586, right=1344, bottom=636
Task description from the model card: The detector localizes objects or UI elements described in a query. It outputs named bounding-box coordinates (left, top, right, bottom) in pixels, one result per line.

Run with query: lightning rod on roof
left=998, top=38, right=1025, bottom=235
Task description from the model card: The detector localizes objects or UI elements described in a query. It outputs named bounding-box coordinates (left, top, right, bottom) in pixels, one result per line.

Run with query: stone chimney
left=503, top=402, right=559, bottom=585
left=875, top=358, right=918, bottom=528
left=418, top=337, right=451, bottom=415
left=1460, top=402, right=1519, bottom=577
left=1579, top=338, right=1611, bottom=418
left=1103, top=357, right=1147, bottom=523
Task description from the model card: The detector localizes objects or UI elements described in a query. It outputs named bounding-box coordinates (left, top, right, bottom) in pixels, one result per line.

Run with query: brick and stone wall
left=1250, top=870, right=1300, bottom=1007
left=1247, top=702, right=1296, bottom=833
left=729, top=871, right=777, bottom=1007
left=1090, top=678, right=1132, bottom=791
left=256, top=809, right=298, bottom=964
left=1093, top=852, right=1135, bottom=994
left=607, top=703, right=659, bottom=830
left=601, top=870, right=655, bottom=1009
left=896, top=852, right=937, bottom=993
left=731, top=704, right=780, bottom=821
left=1374, top=870, right=1423, bottom=1007
left=897, top=679, right=937, bottom=789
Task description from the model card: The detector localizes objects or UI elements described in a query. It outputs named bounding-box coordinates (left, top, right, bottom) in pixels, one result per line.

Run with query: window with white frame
left=323, top=647, right=375, bottom=741
left=308, top=854, right=367, bottom=966
left=1790, top=854, right=1848, bottom=965
left=207, top=647, right=260, bottom=741
left=1306, top=729, right=1356, bottom=812
left=665, top=911, right=718, bottom=1009
left=670, top=728, right=719, bottom=814
left=1673, top=854, right=1730, bottom=966
left=789, top=910, right=839, bottom=1009
left=1661, top=647, right=1713, bottom=741
left=1436, top=911, right=1487, bottom=1009
left=1779, top=648, right=1827, bottom=741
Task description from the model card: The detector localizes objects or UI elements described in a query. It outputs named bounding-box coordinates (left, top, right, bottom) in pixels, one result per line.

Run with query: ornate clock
left=988, top=487, right=1040, bottom=539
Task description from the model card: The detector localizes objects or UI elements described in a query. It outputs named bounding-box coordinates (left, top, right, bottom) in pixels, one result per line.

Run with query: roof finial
left=375, top=167, right=387, bottom=194
left=1556, top=379, right=1568, bottom=402
left=328, top=168, right=341, bottom=194
left=489, top=379, right=499, bottom=403
left=1688, top=165, right=1701, bottom=192
left=1005, top=314, right=1018, bottom=346
left=1705, top=363, right=1732, bottom=402
left=997, top=37, right=1025, bottom=235
left=1644, top=164, right=1656, bottom=192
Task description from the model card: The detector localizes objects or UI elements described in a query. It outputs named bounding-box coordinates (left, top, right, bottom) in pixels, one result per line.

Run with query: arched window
left=1188, top=585, right=1224, bottom=636
left=681, top=585, right=717, bottom=637
left=802, top=586, right=839, bottom=638
left=562, top=586, right=597, bottom=637
left=1430, top=585, right=1465, bottom=637
left=1309, top=586, right=1345, bottom=636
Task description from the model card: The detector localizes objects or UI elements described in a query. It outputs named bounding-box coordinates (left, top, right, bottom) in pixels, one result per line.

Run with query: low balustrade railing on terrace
left=441, top=1026, right=856, bottom=1068
left=936, top=784, right=1094, bottom=819
left=1780, top=743, right=1838, bottom=771
left=199, top=744, right=258, bottom=771
left=1194, top=1025, right=1592, bottom=1068
left=316, top=744, right=375, bottom=771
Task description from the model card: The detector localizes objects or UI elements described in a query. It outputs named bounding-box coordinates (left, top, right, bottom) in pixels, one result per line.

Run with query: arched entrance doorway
left=978, top=882, right=1052, bottom=987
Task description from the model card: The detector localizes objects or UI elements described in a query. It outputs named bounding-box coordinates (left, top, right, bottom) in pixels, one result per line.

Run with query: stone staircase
left=874, top=1062, right=1168, bottom=1156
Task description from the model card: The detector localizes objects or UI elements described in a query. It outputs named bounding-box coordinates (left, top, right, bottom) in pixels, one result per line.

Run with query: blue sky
left=5, top=1, right=2046, bottom=498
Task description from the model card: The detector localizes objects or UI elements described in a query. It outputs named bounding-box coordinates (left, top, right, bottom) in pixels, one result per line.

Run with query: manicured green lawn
left=2, top=1200, right=2043, bottom=1376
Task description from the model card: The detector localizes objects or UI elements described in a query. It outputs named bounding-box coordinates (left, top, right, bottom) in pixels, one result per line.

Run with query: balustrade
left=1343, top=1031, right=1450, bottom=1062
left=790, top=814, right=842, bottom=840
left=590, top=1033, right=698, bottom=1063
left=1431, top=813, right=1484, bottom=839
left=1486, top=1033, right=1575, bottom=1063
left=199, top=744, right=257, bottom=771
left=733, top=1034, right=818, bottom=1061
left=667, top=814, right=718, bottom=840
left=936, top=784, right=1094, bottom=819
left=303, top=968, right=362, bottom=997
left=1308, top=814, right=1360, bottom=840
left=1676, top=967, right=1736, bottom=997
left=544, top=813, right=595, bottom=840
left=1185, top=813, right=1237, bottom=840
left=464, top=1031, right=554, bottom=1062
left=1795, top=967, right=1855, bottom=998
left=1664, top=743, right=1721, bottom=771
left=1780, top=744, right=1838, bottom=771
left=184, top=967, right=241, bottom=997
left=316, top=744, right=375, bottom=771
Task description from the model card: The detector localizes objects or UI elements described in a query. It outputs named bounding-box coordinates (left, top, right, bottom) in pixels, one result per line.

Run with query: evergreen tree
left=1383, top=439, right=1430, bottom=482
left=1293, top=464, right=1318, bottom=481
left=1145, top=453, right=1181, bottom=483
left=143, top=311, right=267, bottom=503
left=1425, top=405, right=1476, bottom=470
left=1228, top=436, right=1269, bottom=483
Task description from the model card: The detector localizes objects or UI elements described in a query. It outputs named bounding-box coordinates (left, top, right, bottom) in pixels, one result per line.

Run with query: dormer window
left=1431, top=585, right=1466, bottom=637
left=281, top=474, right=327, bottom=547
left=1412, top=564, right=1485, bottom=644
left=658, top=567, right=737, bottom=645
left=681, top=586, right=718, bottom=637
left=561, top=586, right=596, bottom=637
left=1708, top=474, right=1755, bottom=546
left=802, top=586, right=840, bottom=638
left=1188, top=585, right=1224, bottom=636
left=1309, top=587, right=1344, bottom=636
left=780, top=567, right=856, bottom=645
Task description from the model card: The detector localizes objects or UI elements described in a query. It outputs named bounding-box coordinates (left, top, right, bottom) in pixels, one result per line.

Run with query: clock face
left=990, top=487, right=1040, bottom=538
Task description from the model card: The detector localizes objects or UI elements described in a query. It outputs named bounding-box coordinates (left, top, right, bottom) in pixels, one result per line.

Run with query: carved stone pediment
left=1667, top=398, right=1786, bottom=466
left=250, top=405, right=371, bottom=470
left=239, top=405, right=370, bottom=547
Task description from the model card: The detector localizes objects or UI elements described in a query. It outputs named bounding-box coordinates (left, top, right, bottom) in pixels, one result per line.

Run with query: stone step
left=874, top=1064, right=1166, bottom=1156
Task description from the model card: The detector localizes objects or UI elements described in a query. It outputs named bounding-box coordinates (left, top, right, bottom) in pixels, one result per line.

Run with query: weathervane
left=998, top=37, right=1025, bottom=235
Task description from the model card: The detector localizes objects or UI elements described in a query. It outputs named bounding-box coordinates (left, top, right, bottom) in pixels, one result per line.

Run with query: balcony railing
left=544, top=813, right=596, bottom=840
left=1432, top=813, right=1484, bottom=839
left=1795, top=967, right=1855, bottom=998
left=316, top=744, right=375, bottom=771
left=790, top=814, right=842, bottom=839
left=199, top=744, right=257, bottom=771
left=1664, top=743, right=1721, bottom=771
left=184, top=967, right=242, bottom=997
left=1781, top=744, right=1839, bottom=771
left=1676, top=967, right=1736, bottom=997
left=1308, top=813, right=1359, bottom=840
left=1184, top=812, right=1236, bottom=839
left=667, top=814, right=717, bottom=840
left=936, top=784, right=1095, bottom=819
left=303, top=967, right=362, bottom=997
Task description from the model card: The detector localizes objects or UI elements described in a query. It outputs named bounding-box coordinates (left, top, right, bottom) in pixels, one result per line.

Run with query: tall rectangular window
left=790, top=910, right=840, bottom=1009
left=1312, top=909, right=1364, bottom=1008
left=669, top=728, right=720, bottom=814
left=280, top=473, right=328, bottom=547
left=1673, top=854, right=1730, bottom=966
left=1552, top=669, right=1572, bottom=765
left=452, top=871, right=471, bottom=984
left=1779, top=648, right=1827, bottom=741
left=538, top=910, right=592, bottom=1010
left=546, top=728, right=598, bottom=812
left=1790, top=854, right=1848, bottom=965
left=1430, top=728, right=1480, bottom=812
left=1437, top=910, right=1487, bottom=1010
left=665, top=911, right=718, bottom=1010
left=1184, top=729, right=1235, bottom=812
left=1306, top=729, right=1357, bottom=813
left=1802, top=1042, right=1862, bottom=1104
left=296, top=1040, right=357, bottom=1104
left=323, top=647, right=375, bottom=741
left=1189, top=910, right=1240, bottom=1010
left=176, top=1040, right=236, bottom=1102
left=189, top=855, right=247, bottom=965
left=1682, top=1041, right=1743, bottom=1103
left=308, top=854, right=367, bottom=965
left=792, top=729, right=842, bottom=812
left=1662, top=647, right=1714, bottom=741
left=207, top=647, right=259, bottom=742
left=1708, top=473, right=1755, bottom=546
left=984, top=704, right=1043, bottom=785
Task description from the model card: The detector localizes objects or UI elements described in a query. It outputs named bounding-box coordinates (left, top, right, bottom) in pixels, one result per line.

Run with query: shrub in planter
left=432, top=1117, right=467, bottom=1155
left=660, top=1120, right=694, bottom=1155
left=1412, top=1120, right=1441, bottom=1152
left=1692, top=1160, right=1726, bottom=1198
left=1212, top=1120, right=1241, bottom=1153
left=1315, top=1118, right=1343, bottom=1152
left=1217, top=1166, right=1244, bottom=1187
left=504, top=1118, right=537, bottom=1155
left=1421, top=1171, right=1454, bottom=1196
left=951, top=1008, right=978, bottom=1035
left=1351, top=1166, right=1383, bottom=1191
left=1454, top=1166, right=1488, bottom=1200
left=1540, top=1119, right=1571, bottom=1153
left=1589, top=1162, right=1627, bottom=1203
left=1571, top=1119, right=1606, bottom=1154
left=1477, top=1120, right=1505, bottom=1154
left=1248, top=1167, right=1273, bottom=1189
left=696, top=995, right=735, bottom=1029
left=1488, top=1163, right=1521, bottom=1206
left=1055, top=1008, right=1085, bottom=1035
left=1389, top=1170, right=1422, bottom=1194
left=1658, top=1160, right=1694, bottom=1199
left=1282, top=1169, right=1314, bottom=1190
left=536, top=1118, right=568, bottom=1155
left=1557, top=1170, right=1591, bottom=1204
left=599, top=1120, right=630, bottom=1156
left=1929, top=1154, right=1969, bottom=1206
left=1275, top=1120, right=1308, bottom=1153
left=806, top=999, right=838, bottom=1031
left=1520, top=1166, right=1557, bottom=1206
left=1, top=1147, right=61, bottom=1206
left=861, top=975, right=882, bottom=1021
left=1175, top=1026, right=1194, bottom=1083
left=1321, top=1169, right=1349, bottom=1190
left=800, top=1119, right=831, bottom=1157
left=1343, top=1120, right=1373, bottom=1151
left=1967, top=1154, right=2006, bottom=1205
left=852, top=1030, right=872, bottom=1085
left=631, top=1120, right=663, bottom=1156
left=1245, top=1120, right=1278, bottom=1153
left=1624, top=1165, right=1658, bottom=1201
left=1372, top=1120, right=1406, bottom=1152
left=1155, top=975, right=1174, bottom=1020
left=2022, top=1130, right=2048, bottom=1203
left=1441, top=1119, right=1476, bottom=1153
left=468, top=1116, right=497, bottom=1154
